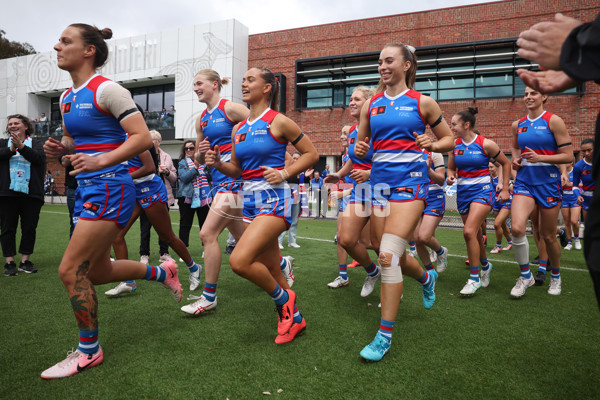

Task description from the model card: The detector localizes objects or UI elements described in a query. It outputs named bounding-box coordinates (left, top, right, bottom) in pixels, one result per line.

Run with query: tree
left=0, top=29, right=36, bottom=59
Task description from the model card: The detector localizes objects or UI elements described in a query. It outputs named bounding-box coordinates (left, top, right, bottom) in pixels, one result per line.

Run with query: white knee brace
left=378, top=233, right=407, bottom=284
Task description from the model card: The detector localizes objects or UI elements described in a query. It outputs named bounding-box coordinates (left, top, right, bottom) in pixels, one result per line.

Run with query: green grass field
left=1, top=204, right=598, bottom=399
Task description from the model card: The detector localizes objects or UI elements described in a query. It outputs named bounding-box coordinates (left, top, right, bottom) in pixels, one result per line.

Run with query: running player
left=447, top=107, right=511, bottom=296
left=180, top=70, right=250, bottom=315
left=205, top=66, right=318, bottom=344
left=325, top=87, right=381, bottom=296
left=41, top=24, right=182, bottom=379
left=573, top=138, right=594, bottom=235
left=414, top=150, right=449, bottom=273
left=105, top=141, right=203, bottom=295
left=561, top=159, right=582, bottom=250
left=510, top=86, right=573, bottom=297
left=354, top=43, right=455, bottom=361
left=489, top=162, right=513, bottom=254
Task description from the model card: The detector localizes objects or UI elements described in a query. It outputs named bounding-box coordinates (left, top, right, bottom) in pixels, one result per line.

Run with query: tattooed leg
left=69, top=260, right=99, bottom=331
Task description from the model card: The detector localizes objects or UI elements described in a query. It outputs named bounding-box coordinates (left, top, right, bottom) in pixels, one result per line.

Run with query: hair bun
left=99, top=28, right=113, bottom=40
left=468, top=106, right=478, bottom=115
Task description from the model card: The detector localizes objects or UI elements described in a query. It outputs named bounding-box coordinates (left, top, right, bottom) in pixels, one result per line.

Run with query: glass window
left=133, top=93, right=147, bottom=110
left=295, top=40, right=581, bottom=110
left=148, top=89, right=163, bottom=112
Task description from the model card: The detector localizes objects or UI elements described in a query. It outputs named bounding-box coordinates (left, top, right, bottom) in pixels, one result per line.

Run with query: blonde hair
left=195, top=69, right=229, bottom=92
left=353, top=86, right=376, bottom=101
left=149, top=130, right=162, bottom=142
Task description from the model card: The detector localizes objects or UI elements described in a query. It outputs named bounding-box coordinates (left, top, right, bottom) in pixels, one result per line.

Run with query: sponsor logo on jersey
left=63, top=102, right=72, bottom=114
left=370, top=106, right=386, bottom=116
left=200, top=121, right=208, bottom=129
left=349, top=138, right=355, bottom=144
left=395, top=187, right=414, bottom=194
left=76, top=103, right=93, bottom=109
left=141, top=186, right=150, bottom=193
left=454, top=149, right=465, bottom=155
left=410, top=172, right=423, bottom=177
left=253, top=129, right=267, bottom=135
left=83, top=202, right=100, bottom=212
left=547, top=196, right=558, bottom=204
left=234, top=133, right=247, bottom=143
left=214, top=118, right=225, bottom=123
left=517, top=127, right=528, bottom=133
left=583, top=170, right=591, bottom=175
left=398, top=106, right=413, bottom=111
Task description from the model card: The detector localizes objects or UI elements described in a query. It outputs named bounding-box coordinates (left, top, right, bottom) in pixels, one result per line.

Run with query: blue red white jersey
left=426, top=151, right=444, bottom=193
left=127, top=153, right=156, bottom=184
left=60, top=74, right=128, bottom=180
left=234, top=108, right=289, bottom=191
left=573, top=158, right=594, bottom=197
left=347, top=123, right=373, bottom=173
left=368, top=89, right=428, bottom=188
left=200, top=98, right=240, bottom=187
left=453, top=135, right=491, bottom=188
left=515, top=111, right=560, bottom=184
left=341, top=152, right=355, bottom=187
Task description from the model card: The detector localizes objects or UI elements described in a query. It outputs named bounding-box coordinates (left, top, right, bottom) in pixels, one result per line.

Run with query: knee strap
left=379, top=233, right=407, bottom=284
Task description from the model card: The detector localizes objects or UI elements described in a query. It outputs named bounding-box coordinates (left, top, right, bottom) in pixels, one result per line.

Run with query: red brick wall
left=249, top=0, right=600, bottom=156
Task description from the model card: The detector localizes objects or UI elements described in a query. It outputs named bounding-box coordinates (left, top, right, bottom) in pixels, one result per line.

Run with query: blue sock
left=339, top=264, right=348, bottom=280
left=567, top=239, right=572, bottom=245
left=293, top=304, right=302, bottom=323
left=574, top=234, right=579, bottom=240
left=78, top=328, right=99, bottom=355
left=378, top=318, right=395, bottom=340
left=495, top=241, right=502, bottom=248
left=203, top=282, right=217, bottom=302
left=507, top=237, right=513, bottom=245
left=408, top=240, right=416, bottom=252
left=143, top=265, right=166, bottom=282
left=520, top=263, right=532, bottom=279
left=364, top=262, right=379, bottom=277
left=186, top=258, right=199, bottom=273
left=538, top=260, right=548, bottom=274
left=269, top=284, right=289, bottom=306
left=436, top=247, right=445, bottom=256
left=424, top=263, right=434, bottom=271
left=417, top=270, right=431, bottom=286
left=481, top=258, right=489, bottom=271
left=470, top=266, right=480, bottom=282
left=551, top=267, right=560, bottom=280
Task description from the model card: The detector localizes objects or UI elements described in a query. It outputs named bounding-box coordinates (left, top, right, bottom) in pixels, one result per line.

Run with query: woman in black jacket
left=0, top=114, right=46, bottom=276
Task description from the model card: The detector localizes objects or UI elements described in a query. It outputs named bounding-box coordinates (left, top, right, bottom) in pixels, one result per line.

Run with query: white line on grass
left=41, top=212, right=588, bottom=273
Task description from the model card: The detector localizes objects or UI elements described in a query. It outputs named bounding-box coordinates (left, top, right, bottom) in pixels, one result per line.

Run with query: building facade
left=249, top=0, right=599, bottom=170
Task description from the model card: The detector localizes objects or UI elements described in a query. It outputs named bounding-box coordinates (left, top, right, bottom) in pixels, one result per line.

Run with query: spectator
left=59, top=155, right=78, bottom=237
left=139, top=130, right=177, bottom=263
left=310, top=170, right=325, bottom=218
left=516, top=12, right=600, bottom=306
left=43, top=170, right=54, bottom=193
left=177, top=140, right=210, bottom=252
left=162, top=105, right=175, bottom=128
left=159, top=107, right=167, bottom=125
left=39, top=113, right=48, bottom=134
left=0, top=114, right=46, bottom=276
left=279, top=151, right=302, bottom=248
left=322, top=163, right=330, bottom=179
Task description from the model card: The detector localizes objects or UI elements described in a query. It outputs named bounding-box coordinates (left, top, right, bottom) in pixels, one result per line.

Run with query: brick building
left=249, top=0, right=599, bottom=170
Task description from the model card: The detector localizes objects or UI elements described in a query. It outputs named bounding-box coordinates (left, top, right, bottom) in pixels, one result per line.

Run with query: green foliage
left=0, top=205, right=598, bottom=399
left=0, top=29, right=36, bottom=59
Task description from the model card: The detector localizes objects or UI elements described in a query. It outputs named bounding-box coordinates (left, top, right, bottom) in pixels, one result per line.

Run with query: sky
left=2, top=0, right=495, bottom=53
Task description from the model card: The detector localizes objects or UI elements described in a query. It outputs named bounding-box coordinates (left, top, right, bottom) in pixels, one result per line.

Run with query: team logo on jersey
left=349, top=138, right=355, bottom=145
left=62, top=102, right=72, bottom=114
left=371, top=106, right=386, bottom=116
left=454, top=149, right=464, bottom=155
left=200, top=121, right=208, bottom=129
left=583, top=170, right=591, bottom=175
left=517, top=127, right=528, bottom=133
left=234, top=133, right=247, bottom=143
left=83, top=202, right=100, bottom=213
